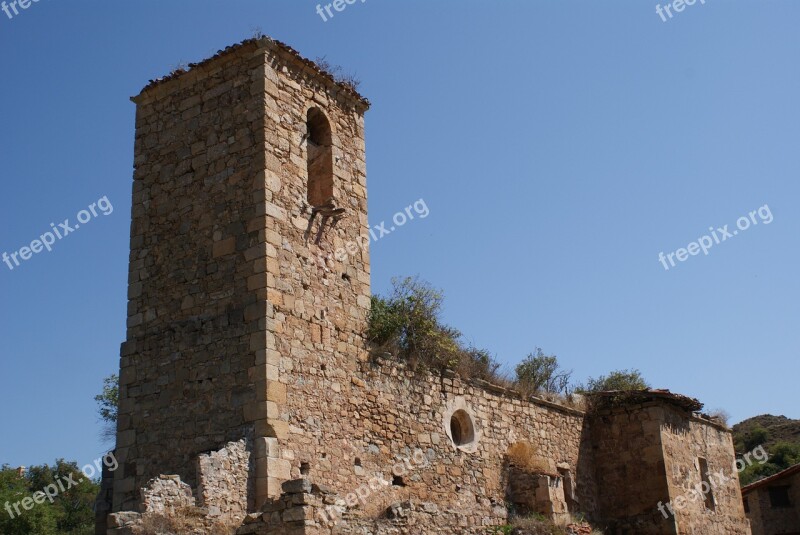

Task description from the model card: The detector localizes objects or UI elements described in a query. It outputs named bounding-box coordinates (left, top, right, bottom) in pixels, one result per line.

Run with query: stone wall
left=140, top=475, right=196, bottom=513
left=588, top=401, right=750, bottom=535
left=95, top=460, right=116, bottom=535
left=744, top=467, right=800, bottom=535
left=273, top=354, right=594, bottom=528
left=197, top=438, right=253, bottom=519
left=106, top=439, right=255, bottom=533
left=661, top=410, right=751, bottom=535
left=254, top=33, right=372, bottom=505
left=237, top=478, right=508, bottom=535
left=115, top=40, right=271, bottom=512
left=106, top=475, right=196, bottom=535
left=589, top=403, right=678, bottom=534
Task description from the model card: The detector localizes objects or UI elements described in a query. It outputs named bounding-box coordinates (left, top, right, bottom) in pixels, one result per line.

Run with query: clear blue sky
left=1, top=0, right=798, bottom=469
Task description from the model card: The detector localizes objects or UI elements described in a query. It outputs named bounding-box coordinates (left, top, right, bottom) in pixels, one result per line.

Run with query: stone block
left=268, top=458, right=292, bottom=480
left=213, top=237, right=236, bottom=257
left=266, top=381, right=286, bottom=404
left=282, top=478, right=312, bottom=494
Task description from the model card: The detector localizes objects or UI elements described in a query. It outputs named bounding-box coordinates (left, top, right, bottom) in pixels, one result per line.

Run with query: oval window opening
left=450, top=409, right=475, bottom=447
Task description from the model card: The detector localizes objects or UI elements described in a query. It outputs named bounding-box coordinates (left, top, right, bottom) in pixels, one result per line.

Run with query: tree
left=26, top=461, right=99, bottom=533
left=0, top=463, right=98, bottom=535
left=578, top=369, right=650, bottom=393
left=95, top=374, right=118, bottom=423
left=0, top=465, right=57, bottom=535
left=95, top=374, right=119, bottom=442
left=515, top=349, right=572, bottom=394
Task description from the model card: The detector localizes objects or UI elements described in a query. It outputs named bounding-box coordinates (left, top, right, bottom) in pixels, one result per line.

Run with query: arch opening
left=306, top=108, right=334, bottom=207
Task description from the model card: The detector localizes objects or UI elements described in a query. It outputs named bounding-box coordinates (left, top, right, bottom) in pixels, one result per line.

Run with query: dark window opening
left=392, top=476, right=405, bottom=487
left=300, top=462, right=310, bottom=476
left=450, top=419, right=461, bottom=443
left=769, top=486, right=791, bottom=508
left=306, top=108, right=334, bottom=207
left=450, top=409, right=475, bottom=447
left=699, top=458, right=715, bottom=511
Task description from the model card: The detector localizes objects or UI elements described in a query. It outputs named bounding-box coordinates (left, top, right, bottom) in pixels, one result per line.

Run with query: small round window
left=450, top=409, right=476, bottom=447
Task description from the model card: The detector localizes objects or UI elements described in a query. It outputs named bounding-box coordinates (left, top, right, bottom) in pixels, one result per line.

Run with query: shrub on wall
left=575, top=369, right=649, bottom=393
left=515, top=349, right=572, bottom=395
left=367, top=277, right=501, bottom=382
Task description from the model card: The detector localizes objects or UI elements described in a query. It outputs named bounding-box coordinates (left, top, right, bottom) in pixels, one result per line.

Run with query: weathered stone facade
left=742, top=464, right=800, bottom=535
left=661, top=409, right=751, bottom=534
left=113, top=35, right=369, bottom=516
left=102, top=36, right=753, bottom=535
left=589, top=393, right=750, bottom=534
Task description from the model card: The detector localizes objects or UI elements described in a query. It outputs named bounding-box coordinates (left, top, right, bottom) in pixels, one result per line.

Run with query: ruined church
left=97, top=36, right=751, bottom=535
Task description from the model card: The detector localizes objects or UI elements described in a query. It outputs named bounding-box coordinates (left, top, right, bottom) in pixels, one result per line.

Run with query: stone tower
left=113, top=37, right=371, bottom=514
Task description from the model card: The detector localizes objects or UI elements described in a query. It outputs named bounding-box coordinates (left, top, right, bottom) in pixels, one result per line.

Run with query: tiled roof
left=741, top=463, right=800, bottom=495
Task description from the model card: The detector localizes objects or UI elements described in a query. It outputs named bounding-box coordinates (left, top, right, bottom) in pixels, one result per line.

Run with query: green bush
left=368, top=276, right=649, bottom=411
left=770, top=441, right=800, bottom=467
left=576, top=369, right=649, bottom=393
left=368, top=277, right=501, bottom=380
left=739, top=427, right=770, bottom=452
left=515, top=349, right=572, bottom=395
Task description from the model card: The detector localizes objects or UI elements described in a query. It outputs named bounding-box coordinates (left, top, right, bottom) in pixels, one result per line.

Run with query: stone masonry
left=590, top=392, right=750, bottom=534
left=101, top=36, right=753, bottom=535
left=741, top=464, right=800, bottom=535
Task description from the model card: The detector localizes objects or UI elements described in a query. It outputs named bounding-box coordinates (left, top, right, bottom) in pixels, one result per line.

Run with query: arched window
left=306, top=108, right=333, bottom=207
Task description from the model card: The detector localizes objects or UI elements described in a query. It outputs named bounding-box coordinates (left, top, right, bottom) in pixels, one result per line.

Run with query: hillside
left=732, top=414, right=800, bottom=485
left=733, top=414, right=800, bottom=453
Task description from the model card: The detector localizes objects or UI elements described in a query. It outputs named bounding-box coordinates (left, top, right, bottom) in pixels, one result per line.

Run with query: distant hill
left=733, top=414, right=800, bottom=453
left=732, top=414, right=800, bottom=485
